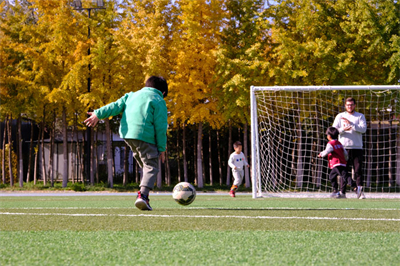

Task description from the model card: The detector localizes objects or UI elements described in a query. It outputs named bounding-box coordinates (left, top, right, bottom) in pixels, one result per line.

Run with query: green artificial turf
left=0, top=195, right=399, bottom=265
left=1, top=230, right=399, bottom=266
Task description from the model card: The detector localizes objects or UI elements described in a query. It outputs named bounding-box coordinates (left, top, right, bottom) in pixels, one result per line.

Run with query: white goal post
left=250, top=85, right=400, bottom=198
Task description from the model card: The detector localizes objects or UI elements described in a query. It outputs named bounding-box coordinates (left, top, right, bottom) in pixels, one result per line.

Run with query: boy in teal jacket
left=84, top=76, right=168, bottom=211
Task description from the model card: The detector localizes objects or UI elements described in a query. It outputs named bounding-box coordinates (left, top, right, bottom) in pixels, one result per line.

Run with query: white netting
left=251, top=86, right=400, bottom=197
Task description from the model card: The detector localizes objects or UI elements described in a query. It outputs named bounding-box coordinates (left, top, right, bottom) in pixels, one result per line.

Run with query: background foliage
left=0, top=0, right=399, bottom=188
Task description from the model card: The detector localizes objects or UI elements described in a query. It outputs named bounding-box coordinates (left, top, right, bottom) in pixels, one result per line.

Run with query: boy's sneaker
left=356, top=186, right=363, bottom=199
left=135, top=191, right=152, bottom=211
left=336, top=192, right=346, bottom=199
left=229, top=190, right=236, bottom=198
left=330, top=192, right=339, bottom=198
left=358, top=187, right=366, bottom=199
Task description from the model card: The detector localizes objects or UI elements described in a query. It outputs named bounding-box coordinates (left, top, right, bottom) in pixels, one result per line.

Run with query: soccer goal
left=250, top=85, right=400, bottom=198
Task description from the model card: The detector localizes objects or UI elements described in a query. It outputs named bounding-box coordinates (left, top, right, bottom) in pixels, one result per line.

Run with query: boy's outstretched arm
left=84, top=112, right=99, bottom=127
left=318, top=144, right=333, bottom=157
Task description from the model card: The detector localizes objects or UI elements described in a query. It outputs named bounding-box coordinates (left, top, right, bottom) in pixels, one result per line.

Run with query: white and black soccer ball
left=172, top=182, right=196, bottom=206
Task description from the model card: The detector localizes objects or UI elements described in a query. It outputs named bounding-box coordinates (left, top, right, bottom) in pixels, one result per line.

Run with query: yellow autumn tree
left=0, top=0, right=40, bottom=187
left=75, top=0, right=125, bottom=187
left=20, top=0, right=89, bottom=187
left=169, top=0, right=226, bottom=187
left=114, top=0, right=174, bottom=92
left=101, top=0, right=174, bottom=186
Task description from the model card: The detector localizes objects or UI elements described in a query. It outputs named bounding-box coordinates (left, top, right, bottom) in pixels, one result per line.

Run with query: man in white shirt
left=332, top=97, right=367, bottom=199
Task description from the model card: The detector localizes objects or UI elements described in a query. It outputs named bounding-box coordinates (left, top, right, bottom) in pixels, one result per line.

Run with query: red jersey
left=327, top=140, right=347, bottom=169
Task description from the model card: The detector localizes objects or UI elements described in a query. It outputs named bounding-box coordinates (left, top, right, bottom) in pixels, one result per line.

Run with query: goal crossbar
left=252, top=85, right=400, bottom=91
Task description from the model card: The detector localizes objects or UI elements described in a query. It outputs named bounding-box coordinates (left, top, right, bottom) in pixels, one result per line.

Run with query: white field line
left=1, top=207, right=399, bottom=211
left=1, top=212, right=399, bottom=222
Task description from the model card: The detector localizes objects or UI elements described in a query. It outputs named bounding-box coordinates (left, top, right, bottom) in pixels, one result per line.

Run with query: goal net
left=250, top=85, right=400, bottom=198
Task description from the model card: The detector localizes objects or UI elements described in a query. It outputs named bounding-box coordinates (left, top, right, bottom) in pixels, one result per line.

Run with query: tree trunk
left=8, top=115, right=14, bottom=186
left=201, top=133, right=205, bottom=185
left=26, top=120, right=34, bottom=183
left=388, top=120, right=393, bottom=186
left=90, top=127, right=95, bottom=185
left=17, top=115, right=23, bottom=187
left=197, top=122, right=203, bottom=188
left=176, top=127, right=181, bottom=182
left=62, top=107, right=68, bottom=187
left=95, top=130, right=99, bottom=184
left=375, top=122, right=381, bottom=186
left=226, top=120, right=232, bottom=186
left=157, top=157, right=162, bottom=188
left=136, top=162, right=140, bottom=184
left=296, top=126, right=304, bottom=188
left=244, top=122, right=250, bottom=188
left=367, top=107, right=372, bottom=187
left=182, top=123, right=188, bottom=182
left=41, top=118, right=46, bottom=185
left=396, top=126, right=400, bottom=186
left=296, top=95, right=303, bottom=188
left=112, top=135, right=115, bottom=180
left=34, top=121, right=41, bottom=186
left=132, top=160, right=136, bottom=184
left=314, top=103, right=322, bottom=188
left=1, top=116, right=7, bottom=184
left=105, top=119, right=113, bottom=187
left=217, top=130, right=222, bottom=185
left=7, top=118, right=13, bottom=185
left=49, top=112, right=55, bottom=187
left=123, top=141, right=129, bottom=186
left=166, top=143, right=171, bottom=186
left=80, top=130, right=85, bottom=182
left=209, top=129, right=213, bottom=186
left=194, top=126, right=197, bottom=185
left=73, top=115, right=79, bottom=183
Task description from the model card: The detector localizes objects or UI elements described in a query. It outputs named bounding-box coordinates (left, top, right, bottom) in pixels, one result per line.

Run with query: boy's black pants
left=330, top=166, right=348, bottom=194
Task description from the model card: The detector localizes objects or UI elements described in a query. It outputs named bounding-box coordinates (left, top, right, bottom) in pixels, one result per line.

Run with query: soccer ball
left=172, top=182, right=196, bottom=206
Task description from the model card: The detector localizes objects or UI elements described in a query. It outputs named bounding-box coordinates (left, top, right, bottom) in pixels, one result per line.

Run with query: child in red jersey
left=318, top=127, right=349, bottom=198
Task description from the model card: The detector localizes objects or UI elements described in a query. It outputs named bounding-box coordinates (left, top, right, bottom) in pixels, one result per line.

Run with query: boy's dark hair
left=326, top=127, right=339, bottom=140
left=233, top=141, right=242, bottom=149
left=145, top=76, right=168, bottom=98
left=345, top=97, right=356, bottom=105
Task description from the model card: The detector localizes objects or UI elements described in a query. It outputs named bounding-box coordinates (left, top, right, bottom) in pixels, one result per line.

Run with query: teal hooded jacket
left=94, top=87, right=168, bottom=152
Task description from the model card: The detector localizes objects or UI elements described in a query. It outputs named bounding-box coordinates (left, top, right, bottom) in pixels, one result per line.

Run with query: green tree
left=213, top=0, right=272, bottom=186
left=214, top=0, right=272, bottom=123
left=270, top=0, right=400, bottom=85
left=268, top=0, right=400, bottom=187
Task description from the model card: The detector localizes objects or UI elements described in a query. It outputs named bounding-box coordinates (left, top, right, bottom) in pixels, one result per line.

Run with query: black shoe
left=330, top=192, right=339, bottom=198
left=356, top=186, right=362, bottom=199
left=335, top=192, right=346, bottom=199
left=357, top=186, right=366, bottom=199
left=135, top=191, right=152, bottom=211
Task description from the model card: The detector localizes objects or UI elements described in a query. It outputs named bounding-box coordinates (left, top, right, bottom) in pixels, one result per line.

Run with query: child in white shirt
left=228, top=141, right=250, bottom=197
